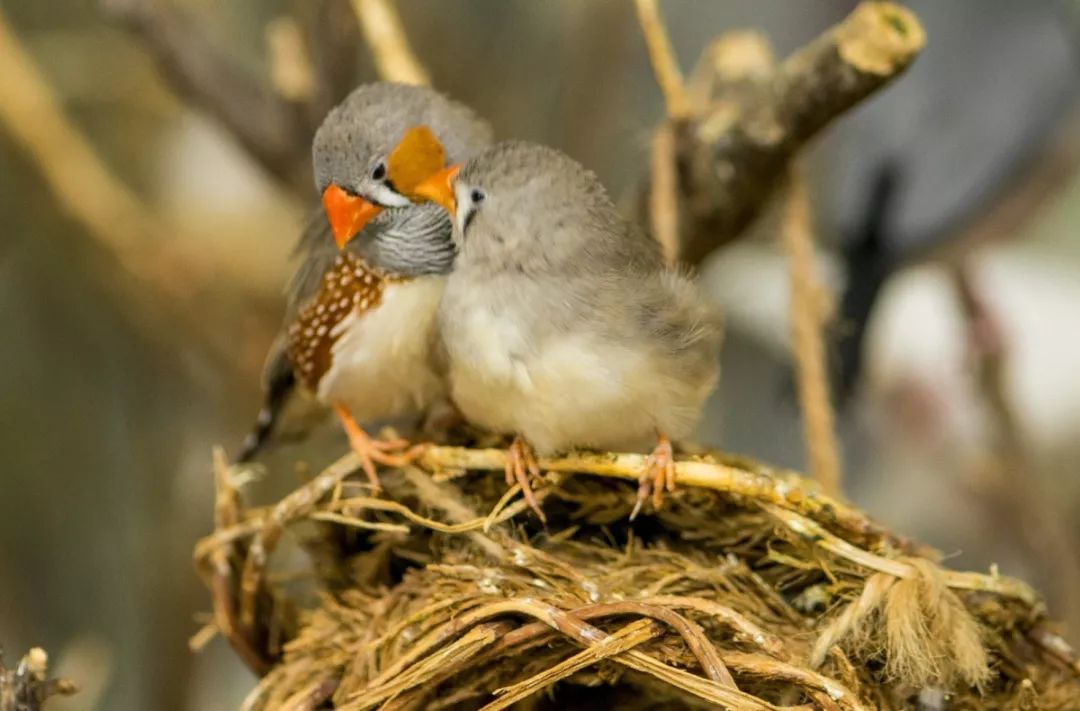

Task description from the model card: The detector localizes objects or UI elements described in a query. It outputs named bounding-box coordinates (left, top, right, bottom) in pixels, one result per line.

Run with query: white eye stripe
left=454, top=183, right=474, bottom=235
left=365, top=181, right=411, bottom=208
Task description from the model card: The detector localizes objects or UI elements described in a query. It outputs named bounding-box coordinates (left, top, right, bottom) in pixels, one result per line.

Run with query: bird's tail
left=235, top=341, right=296, bottom=463
left=831, top=161, right=902, bottom=404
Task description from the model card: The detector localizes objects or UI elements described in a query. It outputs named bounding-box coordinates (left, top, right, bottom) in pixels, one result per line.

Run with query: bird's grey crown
left=287, top=83, right=493, bottom=314
left=312, top=82, right=494, bottom=192
left=453, top=140, right=661, bottom=273
left=438, top=140, right=723, bottom=453
left=458, top=141, right=610, bottom=207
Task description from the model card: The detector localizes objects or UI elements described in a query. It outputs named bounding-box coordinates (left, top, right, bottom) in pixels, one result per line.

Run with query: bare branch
left=350, top=0, right=430, bottom=86
left=648, top=124, right=680, bottom=264
left=0, top=648, right=78, bottom=710
left=666, top=2, right=926, bottom=264
left=0, top=5, right=256, bottom=373
left=783, top=171, right=842, bottom=495
left=633, top=0, right=688, bottom=118
left=266, top=16, right=317, bottom=103
left=0, top=6, right=169, bottom=271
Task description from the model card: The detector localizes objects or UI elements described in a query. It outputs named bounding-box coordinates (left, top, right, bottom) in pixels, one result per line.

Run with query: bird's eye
left=371, top=162, right=387, bottom=181
left=470, top=189, right=485, bottom=204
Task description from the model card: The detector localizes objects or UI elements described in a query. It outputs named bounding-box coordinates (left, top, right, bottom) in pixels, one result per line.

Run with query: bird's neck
left=358, top=205, right=457, bottom=278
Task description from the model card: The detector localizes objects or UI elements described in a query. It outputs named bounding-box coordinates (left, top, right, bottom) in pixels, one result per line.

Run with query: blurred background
left=1, top=0, right=1078, bottom=708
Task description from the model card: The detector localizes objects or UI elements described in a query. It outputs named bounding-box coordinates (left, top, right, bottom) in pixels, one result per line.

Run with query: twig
left=0, top=6, right=267, bottom=377
left=400, top=464, right=506, bottom=560
left=482, top=620, right=663, bottom=711
left=350, top=0, right=430, bottom=86
left=633, top=0, right=688, bottom=118
left=0, top=6, right=166, bottom=269
left=342, top=623, right=508, bottom=710
left=951, top=264, right=1080, bottom=627
left=319, top=493, right=538, bottom=534
left=722, top=652, right=862, bottom=711
left=422, top=446, right=890, bottom=548
left=783, top=171, right=842, bottom=495
left=208, top=443, right=1034, bottom=607
left=238, top=454, right=360, bottom=629
left=642, top=595, right=786, bottom=658
left=308, top=512, right=410, bottom=534
left=202, top=448, right=274, bottom=676
left=348, top=600, right=773, bottom=711
left=648, top=123, right=680, bottom=264
left=568, top=601, right=735, bottom=687
left=761, top=504, right=1038, bottom=606
left=417, top=446, right=1036, bottom=604
left=0, top=648, right=78, bottom=710
left=668, top=1, right=925, bottom=265
left=280, top=676, right=340, bottom=711
left=194, top=487, right=543, bottom=568
left=266, top=16, right=317, bottom=103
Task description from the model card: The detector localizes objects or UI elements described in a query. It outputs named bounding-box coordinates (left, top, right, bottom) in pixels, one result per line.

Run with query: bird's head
left=312, top=83, right=493, bottom=249
left=414, top=141, right=611, bottom=256
left=317, top=124, right=447, bottom=248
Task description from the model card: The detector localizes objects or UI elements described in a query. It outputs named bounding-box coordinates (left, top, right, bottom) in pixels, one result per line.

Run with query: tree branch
left=633, top=0, right=688, bottom=118
left=668, top=2, right=926, bottom=265
left=350, top=0, right=430, bottom=86
left=0, top=648, right=77, bottom=710
left=0, top=5, right=258, bottom=375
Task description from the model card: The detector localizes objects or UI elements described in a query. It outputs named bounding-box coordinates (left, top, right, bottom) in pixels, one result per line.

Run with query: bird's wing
left=236, top=208, right=337, bottom=462
left=286, top=209, right=339, bottom=320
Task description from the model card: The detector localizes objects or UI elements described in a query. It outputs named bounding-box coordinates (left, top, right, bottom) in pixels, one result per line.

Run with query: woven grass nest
left=195, top=437, right=1080, bottom=710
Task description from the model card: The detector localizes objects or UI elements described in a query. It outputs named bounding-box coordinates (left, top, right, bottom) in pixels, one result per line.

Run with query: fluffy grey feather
left=313, top=82, right=493, bottom=194
left=239, top=83, right=491, bottom=462
left=440, top=141, right=723, bottom=455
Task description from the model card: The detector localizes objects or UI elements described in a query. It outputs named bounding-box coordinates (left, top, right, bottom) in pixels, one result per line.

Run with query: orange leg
left=504, top=435, right=547, bottom=523
left=333, top=403, right=425, bottom=492
left=631, top=433, right=676, bottom=520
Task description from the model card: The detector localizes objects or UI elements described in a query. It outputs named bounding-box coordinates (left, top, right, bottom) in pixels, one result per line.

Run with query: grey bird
left=415, top=141, right=723, bottom=519
left=236, top=82, right=493, bottom=491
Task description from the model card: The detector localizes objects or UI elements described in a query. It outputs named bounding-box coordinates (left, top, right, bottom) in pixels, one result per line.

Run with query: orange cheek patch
left=387, top=125, right=448, bottom=199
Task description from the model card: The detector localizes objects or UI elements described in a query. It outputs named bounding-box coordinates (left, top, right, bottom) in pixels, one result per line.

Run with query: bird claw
left=334, top=403, right=425, bottom=493
left=505, top=436, right=547, bottom=523
left=631, top=434, right=676, bottom=520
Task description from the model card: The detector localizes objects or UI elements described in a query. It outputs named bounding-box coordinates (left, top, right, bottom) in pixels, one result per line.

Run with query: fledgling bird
left=415, top=141, right=723, bottom=519
left=236, top=83, right=493, bottom=490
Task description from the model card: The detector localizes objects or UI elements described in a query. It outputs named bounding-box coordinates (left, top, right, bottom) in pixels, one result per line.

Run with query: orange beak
left=322, top=183, right=383, bottom=249
left=412, top=165, right=462, bottom=216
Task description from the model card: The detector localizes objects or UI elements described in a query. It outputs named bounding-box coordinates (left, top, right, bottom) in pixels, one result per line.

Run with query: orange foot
left=631, top=433, right=676, bottom=520
left=334, top=403, right=426, bottom=492
left=505, top=435, right=547, bottom=523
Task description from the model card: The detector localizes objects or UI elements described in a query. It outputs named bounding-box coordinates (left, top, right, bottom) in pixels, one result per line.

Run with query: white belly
left=449, top=326, right=695, bottom=455
left=318, top=277, right=446, bottom=422
left=440, top=275, right=715, bottom=455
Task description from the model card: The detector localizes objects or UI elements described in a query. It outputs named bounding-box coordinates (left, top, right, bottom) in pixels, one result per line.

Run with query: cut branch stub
left=672, top=2, right=925, bottom=265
